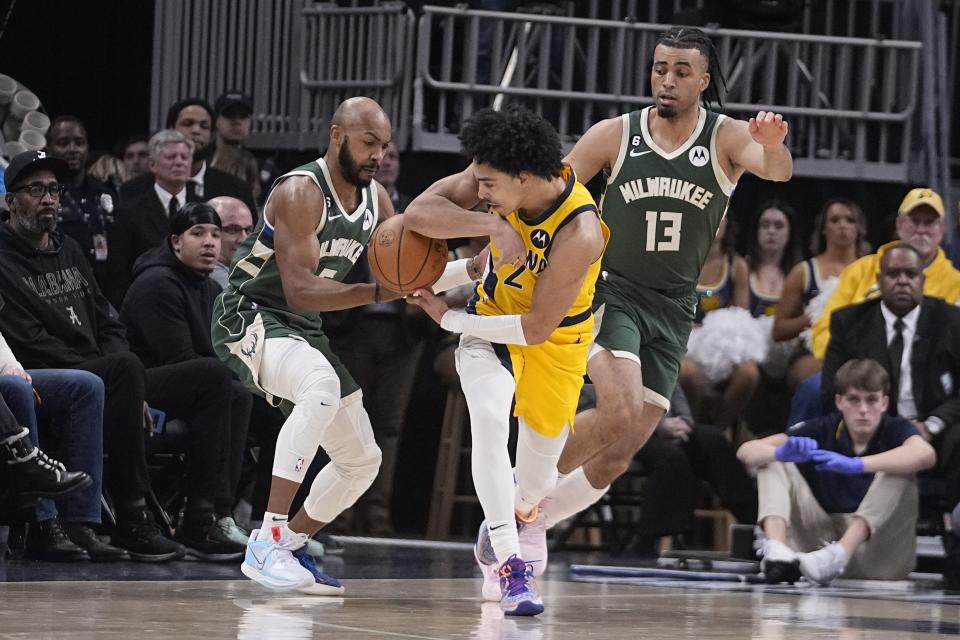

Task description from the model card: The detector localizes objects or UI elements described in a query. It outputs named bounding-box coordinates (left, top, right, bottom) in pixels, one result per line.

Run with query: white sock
left=256, top=512, right=289, bottom=541
left=541, top=467, right=609, bottom=529
left=487, top=519, right=521, bottom=564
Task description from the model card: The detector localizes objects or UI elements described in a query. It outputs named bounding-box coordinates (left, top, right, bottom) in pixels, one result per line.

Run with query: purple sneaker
left=498, top=556, right=544, bottom=616
left=292, top=547, right=345, bottom=596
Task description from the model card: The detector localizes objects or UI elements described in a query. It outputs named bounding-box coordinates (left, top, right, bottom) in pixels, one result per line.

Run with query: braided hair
left=655, top=26, right=727, bottom=109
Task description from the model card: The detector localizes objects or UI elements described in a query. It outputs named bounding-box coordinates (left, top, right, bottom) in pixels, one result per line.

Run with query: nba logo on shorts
left=295, top=457, right=304, bottom=472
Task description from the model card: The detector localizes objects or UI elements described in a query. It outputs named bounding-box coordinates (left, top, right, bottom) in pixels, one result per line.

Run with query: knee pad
left=303, top=392, right=382, bottom=522
left=272, top=369, right=341, bottom=482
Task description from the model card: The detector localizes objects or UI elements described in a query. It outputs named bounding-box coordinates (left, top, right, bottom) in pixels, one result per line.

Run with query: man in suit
left=823, top=242, right=960, bottom=537
left=106, top=130, right=192, bottom=307
left=119, top=98, right=257, bottom=215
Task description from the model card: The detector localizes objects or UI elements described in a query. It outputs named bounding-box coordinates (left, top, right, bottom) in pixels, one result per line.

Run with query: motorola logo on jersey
left=530, top=229, right=550, bottom=249
left=688, top=145, right=709, bottom=167
left=363, top=209, right=374, bottom=230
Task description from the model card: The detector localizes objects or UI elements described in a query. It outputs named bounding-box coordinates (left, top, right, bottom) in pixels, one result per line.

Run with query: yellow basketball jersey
left=469, top=165, right=609, bottom=339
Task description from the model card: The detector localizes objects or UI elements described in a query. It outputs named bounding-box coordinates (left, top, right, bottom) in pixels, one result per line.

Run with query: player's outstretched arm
left=563, top=116, right=622, bottom=185
left=720, top=111, right=793, bottom=183
left=405, top=165, right=525, bottom=270
left=271, top=177, right=398, bottom=312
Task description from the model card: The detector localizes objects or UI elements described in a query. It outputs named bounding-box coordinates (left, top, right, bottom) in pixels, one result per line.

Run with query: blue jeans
left=0, top=371, right=105, bottom=524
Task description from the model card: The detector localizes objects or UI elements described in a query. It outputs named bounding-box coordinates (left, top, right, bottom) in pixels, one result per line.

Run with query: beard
left=337, top=138, right=377, bottom=187
left=656, top=104, right=679, bottom=118
left=16, top=206, right=58, bottom=234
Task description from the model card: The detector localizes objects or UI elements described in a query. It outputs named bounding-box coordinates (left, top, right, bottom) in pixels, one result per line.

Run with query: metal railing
left=412, top=5, right=921, bottom=181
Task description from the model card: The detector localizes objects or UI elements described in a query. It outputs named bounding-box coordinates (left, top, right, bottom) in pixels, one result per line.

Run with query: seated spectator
left=680, top=216, right=756, bottom=432
left=45, top=115, right=115, bottom=289
left=738, top=358, right=935, bottom=585
left=87, top=153, right=126, bottom=195
left=120, top=98, right=256, bottom=214
left=121, top=203, right=251, bottom=548
left=0, top=329, right=127, bottom=561
left=211, top=91, right=261, bottom=203
left=810, top=188, right=960, bottom=360
left=745, top=201, right=800, bottom=319
left=773, top=198, right=866, bottom=391
left=117, top=135, right=150, bottom=182
left=106, top=129, right=193, bottom=307
left=0, top=150, right=242, bottom=562
left=207, top=196, right=253, bottom=289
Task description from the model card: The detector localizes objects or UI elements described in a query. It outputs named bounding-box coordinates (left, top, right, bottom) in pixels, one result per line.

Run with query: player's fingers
left=756, top=110, right=766, bottom=121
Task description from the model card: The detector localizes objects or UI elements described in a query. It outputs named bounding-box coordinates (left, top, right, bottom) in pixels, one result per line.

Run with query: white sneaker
left=517, top=508, right=547, bottom=577
left=240, top=527, right=314, bottom=591
left=798, top=542, right=848, bottom=586
left=760, top=538, right=801, bottom=584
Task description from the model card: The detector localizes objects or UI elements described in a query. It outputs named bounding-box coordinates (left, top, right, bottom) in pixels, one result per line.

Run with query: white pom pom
left=800, top=276, right=839, bottom=351
left=686, top=307, right=769, bottom=384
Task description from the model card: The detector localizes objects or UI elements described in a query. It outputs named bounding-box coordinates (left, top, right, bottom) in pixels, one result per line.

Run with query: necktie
left=186, top=180, right=198, bottom=201
left=888, top=317, right=905, bottom=405
left=168, top=196, right=179, bottom=218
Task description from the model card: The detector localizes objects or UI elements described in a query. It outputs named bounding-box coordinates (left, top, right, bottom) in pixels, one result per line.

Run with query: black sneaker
left=113, top=509, right=186, bottom=562
left=25, top=519, right=90, bottom=562
left=64, top=524, right=130, bottom=562
left=175, top=512, right=246, bottom=562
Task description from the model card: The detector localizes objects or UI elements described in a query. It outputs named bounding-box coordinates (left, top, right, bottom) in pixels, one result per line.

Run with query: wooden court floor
left=1, top=540, right=959, bottom=639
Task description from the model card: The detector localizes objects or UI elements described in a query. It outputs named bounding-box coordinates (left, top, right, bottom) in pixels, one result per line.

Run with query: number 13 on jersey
left=645, top=211, right=682, bottom=252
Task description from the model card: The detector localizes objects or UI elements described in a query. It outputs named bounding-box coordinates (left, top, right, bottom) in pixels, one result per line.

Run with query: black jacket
left=105, top=189, right=169, bottom=307
left=0, top=223, right=128, bottom=369
left=120, top=243, right=222, bottom=369
left=823, top=296, right=960, bottom=426
left=119, top=166, right=257, bottom=215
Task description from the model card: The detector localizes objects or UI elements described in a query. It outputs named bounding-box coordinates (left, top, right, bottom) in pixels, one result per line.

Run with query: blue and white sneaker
left=240, top=527, right=314, bottom=591
left=475, top=520, right=503, bottom=602
left=498, top=555, right=544, bottom=616
left=292, top=547, right=345, bottom=596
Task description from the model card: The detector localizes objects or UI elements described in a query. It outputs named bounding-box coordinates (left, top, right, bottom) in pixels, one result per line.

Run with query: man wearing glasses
left=207, top=196, right=254, bottom=289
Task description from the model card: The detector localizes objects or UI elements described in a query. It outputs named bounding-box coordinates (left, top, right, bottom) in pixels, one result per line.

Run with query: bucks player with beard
left=521, top=26, right=794, bottom=564
left=212, top=97, right=400, bottom=595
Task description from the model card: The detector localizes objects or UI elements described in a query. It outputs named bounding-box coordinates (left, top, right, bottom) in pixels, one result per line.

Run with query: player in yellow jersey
left=405, top=106, right=607, bottom=616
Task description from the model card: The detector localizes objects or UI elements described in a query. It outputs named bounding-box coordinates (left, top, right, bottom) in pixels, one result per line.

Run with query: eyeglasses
left=15, top=183, right=63, bottom=199
left=222, top=224, right=254, bottom=235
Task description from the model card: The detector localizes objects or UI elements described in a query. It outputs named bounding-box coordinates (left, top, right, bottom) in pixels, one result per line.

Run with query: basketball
left=368, top=215, right=448, bottom=294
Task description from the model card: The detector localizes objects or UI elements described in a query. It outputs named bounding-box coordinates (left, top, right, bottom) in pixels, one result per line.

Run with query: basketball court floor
left=2, top=538, right=959, bottom=639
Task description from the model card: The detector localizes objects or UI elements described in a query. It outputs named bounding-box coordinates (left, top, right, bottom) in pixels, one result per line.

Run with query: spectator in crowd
left=117, top=135, right=150, bottom=182
left=45, top=116, right=115, bottom=289
left=376, top=142, right=411, bottom=212
left=580, top=384, right=755, bottom=557
left=822, top=244, right=960, bottom=527
left=773, top=198, right=867, bottom=391
left=810, top=188, right=960, bottom=360
left=207, top=196, right=253, bottom=289
left=211, top=91, right=261, bottom=203
left=120, top=98, right=256, bottom=214
left=106, top=129, right=192, bottom=307
left=120, top=203, right=251, bottom=552
left=0, top=149, right=244, bottom=562
left=680, top=217, right=758, bottom=432
left=87, top=153, right=126, bottom=195
left=744, top=200, right=801, bottom=319
left=738, top=358, right=935, bottom=585
left=0, top=330, right=127, bottom=561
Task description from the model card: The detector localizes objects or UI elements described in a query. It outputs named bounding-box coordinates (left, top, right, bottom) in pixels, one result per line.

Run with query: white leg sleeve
left=258, top=337, right=342, bottom=482
left=302, top=391, right=382, bottom=524
left=514, top=418, right=569, bottom=517
left=457, top=336, right=520, bottom=562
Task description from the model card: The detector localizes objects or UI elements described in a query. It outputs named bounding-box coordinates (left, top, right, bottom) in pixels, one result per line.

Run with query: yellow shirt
left=811, top=242, right=960, bottom=359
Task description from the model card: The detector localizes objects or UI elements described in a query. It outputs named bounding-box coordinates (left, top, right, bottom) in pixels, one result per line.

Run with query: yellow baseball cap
left=898, top=187, right=944, bottom=217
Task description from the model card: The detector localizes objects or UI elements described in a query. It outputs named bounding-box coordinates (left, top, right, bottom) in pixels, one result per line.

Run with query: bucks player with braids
left=212, top=97, right=401, bottom=595
left=527, top=26, right=793, bottom=560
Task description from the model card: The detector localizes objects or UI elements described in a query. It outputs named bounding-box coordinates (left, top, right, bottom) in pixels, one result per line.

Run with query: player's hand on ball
left=748, top=111, right=788, bottom=147
left=408, top=288, right=449, bottom=324
left=490, top=218, right=526, bottom=271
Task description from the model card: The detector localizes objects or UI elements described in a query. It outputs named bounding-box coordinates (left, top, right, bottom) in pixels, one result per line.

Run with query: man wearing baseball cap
left=810, top=187, right=960, bottom=360
left=211, top=90, right=261, bottom=203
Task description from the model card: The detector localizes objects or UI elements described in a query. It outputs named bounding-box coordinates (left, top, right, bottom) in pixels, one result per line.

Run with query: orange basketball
left=368, top=215, right=448, bottom=294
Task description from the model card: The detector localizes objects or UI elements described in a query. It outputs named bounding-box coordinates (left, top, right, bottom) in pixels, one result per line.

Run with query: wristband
left=431, top=258, right=475, bottom=294
left=440, top=310, right=528, bottom=345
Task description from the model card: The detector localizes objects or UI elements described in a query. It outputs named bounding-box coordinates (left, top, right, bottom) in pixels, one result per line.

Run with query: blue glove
left=774, top=436, right=819, bottom=463
left=811, top=450, right=865, bottom=474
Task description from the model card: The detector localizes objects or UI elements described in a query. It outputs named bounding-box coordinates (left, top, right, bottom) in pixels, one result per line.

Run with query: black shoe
left=314, top=533, right=345, bottom=555
left=175, top=512, right=245, bottom=562
left=64, top=524, right=130, bottom=562
left=113, top=509, right=186, bottom=562
left=25, top=519, right=90, bottom=562
left=763, top=559, right=802, bottom=584
left=2, top=428, right=92, bottom=499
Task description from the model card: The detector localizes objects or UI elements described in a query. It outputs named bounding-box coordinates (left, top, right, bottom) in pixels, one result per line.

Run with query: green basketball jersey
left=599, top=106, right=734, bottom=297
left=222, top=157, right=379, bottom=326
